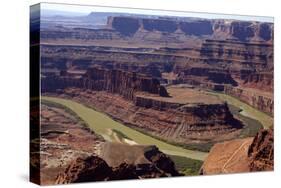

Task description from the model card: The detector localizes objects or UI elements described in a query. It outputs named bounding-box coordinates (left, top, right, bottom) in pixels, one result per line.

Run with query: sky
left=41, top=3, right=273, bottom=23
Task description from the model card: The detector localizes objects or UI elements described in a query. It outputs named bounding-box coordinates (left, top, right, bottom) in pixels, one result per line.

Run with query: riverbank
left=42, top=96, right=208, bottom=161
left=204, top=91, right=273, bottom=129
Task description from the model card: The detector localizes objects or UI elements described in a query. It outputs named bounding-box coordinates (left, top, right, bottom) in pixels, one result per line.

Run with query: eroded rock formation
left=40, top=39, right=274, bottom=115
left=49, top=87, right=243, bottom=147
left=55, top=144, right=180, bottom=184
left=55, top=156, right=112, bottom=184
left=200, top=128, right=274, bottom=175
left=39, top=13, right=273, bottom=151
left=248, top=128, right=274, bottom=171
left=41, top=14, right=273, bottom=52
left=42, top=67, right=169, bottom=100
left=224, top=85, right=273, bottom=115
left=107, top=16, right=273, bottom=41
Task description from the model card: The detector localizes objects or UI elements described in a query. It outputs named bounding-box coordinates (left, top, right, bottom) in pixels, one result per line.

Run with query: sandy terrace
left=137, top=84, right=223, bottom=105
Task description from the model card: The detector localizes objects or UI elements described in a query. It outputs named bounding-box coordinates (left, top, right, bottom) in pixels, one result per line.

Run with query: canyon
left=30, top=101, right=180, bottom=185
left=36, top=10, right=274, bottom=182
left=41, top=14, right=274, bottom=114
left=42, top=66, right=244, bottom=148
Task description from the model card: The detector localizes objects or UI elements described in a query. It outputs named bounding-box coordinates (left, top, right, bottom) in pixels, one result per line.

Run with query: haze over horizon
left=40, top=3, right=273, bottom=23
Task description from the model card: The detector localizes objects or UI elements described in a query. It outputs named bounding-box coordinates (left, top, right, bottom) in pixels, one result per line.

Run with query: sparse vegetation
left=168, top=155, right=203, bottom=176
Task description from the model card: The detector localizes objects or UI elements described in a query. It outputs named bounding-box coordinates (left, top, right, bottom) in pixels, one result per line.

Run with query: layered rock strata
left=41, top=67, right=169, bottom=100
left=40, top=14, right=273, bottom=146
left=42, top=65, right=244, bottom=145
left=40, top=33, right=273, bottom=114
left=43, top=15, right=273, bottom=42
left=224, top=85, right=273, bottom=115
left=48, top=87, right=243, bottom=146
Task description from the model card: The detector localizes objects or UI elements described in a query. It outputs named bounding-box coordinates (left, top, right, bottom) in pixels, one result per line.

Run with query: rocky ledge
left=55, top=143, right=180, bottom=184
left=200, top=128, right=273, bottom=175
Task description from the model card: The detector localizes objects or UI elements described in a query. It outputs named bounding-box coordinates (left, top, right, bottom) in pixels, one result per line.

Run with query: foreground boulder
left=55, top=143, right=180, bottom=184
left=144, top=145, right=180, bottom=176
left=55, top=156, right=112, bottom=184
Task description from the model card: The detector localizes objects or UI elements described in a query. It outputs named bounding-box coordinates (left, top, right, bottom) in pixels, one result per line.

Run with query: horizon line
left=38, top=2, right=274, bottom=23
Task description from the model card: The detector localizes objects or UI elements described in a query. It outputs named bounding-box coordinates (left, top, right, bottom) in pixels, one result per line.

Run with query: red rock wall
left=108, top=16, right=273, bottom=42
left=224, top=85, right=273, bottom=115
left=57, top=88, right=243, bottom=145
left=41, top=67, right=169, bottom=100
left=240, top=72, right=273, bottom=92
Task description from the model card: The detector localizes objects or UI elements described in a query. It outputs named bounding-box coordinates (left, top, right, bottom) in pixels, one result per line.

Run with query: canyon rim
left=30, top=3, right=274, bottom=185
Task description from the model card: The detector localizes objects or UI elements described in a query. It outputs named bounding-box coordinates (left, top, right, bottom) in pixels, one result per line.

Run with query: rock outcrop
left=55, top=156, right=112, bottom=184
left=55, top=144, right=180, bottom=184
left=100, top=143, right=180, bottom=177
left=248, top=128, right=274, bottom=171
left=200, top=128, right=274, bottom=175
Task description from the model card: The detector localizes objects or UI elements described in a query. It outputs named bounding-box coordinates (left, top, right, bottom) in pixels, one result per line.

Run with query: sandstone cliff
left=200, top=128, right=274, bottom=175
left=41, top=67, right=169, bottom=100
left=107, top=16, right=273, bottom=42
left=224, top=85, right=273, bottom=115
left=51, top=88, right=244, bottom=148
